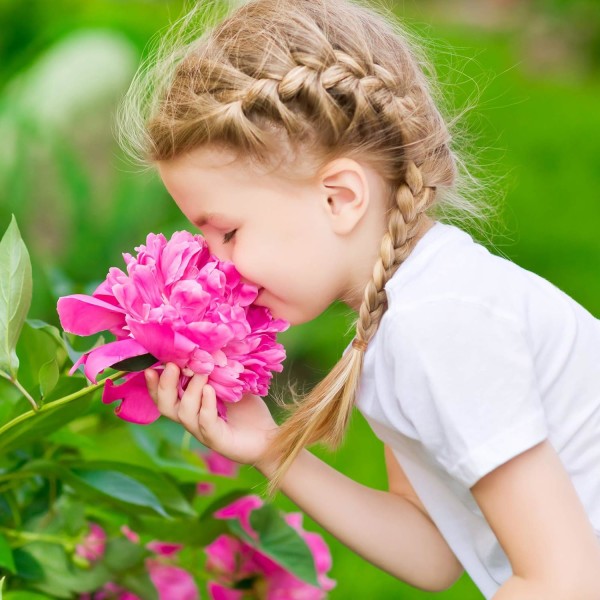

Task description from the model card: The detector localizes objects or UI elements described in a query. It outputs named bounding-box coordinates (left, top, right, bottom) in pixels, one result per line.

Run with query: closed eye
left=223, top=229, right=237, bottom=244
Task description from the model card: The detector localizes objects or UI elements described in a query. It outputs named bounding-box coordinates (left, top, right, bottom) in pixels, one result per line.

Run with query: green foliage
left=0, top=218, right=334, bottom=598
left=0, top=217, right=32, bottom=379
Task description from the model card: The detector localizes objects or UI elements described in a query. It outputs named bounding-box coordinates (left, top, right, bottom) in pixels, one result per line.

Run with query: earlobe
left=320, top=158, right=369, bottom=235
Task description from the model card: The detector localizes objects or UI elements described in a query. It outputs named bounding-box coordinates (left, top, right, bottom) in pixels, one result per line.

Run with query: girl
left=117, top=0, right=600, bottom=597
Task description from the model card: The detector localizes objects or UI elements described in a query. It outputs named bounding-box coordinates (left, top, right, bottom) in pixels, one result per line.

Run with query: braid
left=355, top=161, right=435, bottom=346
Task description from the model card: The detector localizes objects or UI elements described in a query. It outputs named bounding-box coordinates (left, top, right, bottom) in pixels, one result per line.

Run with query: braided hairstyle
left=117, top=0, right=497, bottom=498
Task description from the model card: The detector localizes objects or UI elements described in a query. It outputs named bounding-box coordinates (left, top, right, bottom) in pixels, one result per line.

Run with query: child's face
left=157, top=145, right=373, bottom=326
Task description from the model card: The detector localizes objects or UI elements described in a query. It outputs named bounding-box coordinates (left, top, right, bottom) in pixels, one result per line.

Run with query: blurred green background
left=1, top=0, right=599, bottom=598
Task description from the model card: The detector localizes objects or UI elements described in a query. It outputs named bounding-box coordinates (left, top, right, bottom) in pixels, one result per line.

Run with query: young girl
left=117, top=0, right=600, bottom=597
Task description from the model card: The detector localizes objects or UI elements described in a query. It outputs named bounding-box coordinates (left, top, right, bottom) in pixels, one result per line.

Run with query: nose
left=205, top=239, right=233, bottom=264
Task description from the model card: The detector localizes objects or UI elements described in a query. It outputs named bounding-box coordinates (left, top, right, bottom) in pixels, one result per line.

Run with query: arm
left=146, top=365, right=462, bottom=593
left=256, top=447, right=463, bottom=593
left=470, top=440, right=600, bottom=600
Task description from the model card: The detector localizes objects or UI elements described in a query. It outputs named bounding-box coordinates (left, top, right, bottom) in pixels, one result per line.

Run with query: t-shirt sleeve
left=383, top=297, right=549, bottom=489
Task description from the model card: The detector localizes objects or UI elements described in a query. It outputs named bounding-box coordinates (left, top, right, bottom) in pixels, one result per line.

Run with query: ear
left=319, top=158, right=370, bottom=235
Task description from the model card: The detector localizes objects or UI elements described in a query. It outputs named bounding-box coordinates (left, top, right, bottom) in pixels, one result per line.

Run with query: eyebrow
left=193, top=212, right=225, bottom=227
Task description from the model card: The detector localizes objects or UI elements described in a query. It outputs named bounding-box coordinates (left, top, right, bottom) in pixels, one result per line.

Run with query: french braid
left=117, top=0, right=491, bottom=498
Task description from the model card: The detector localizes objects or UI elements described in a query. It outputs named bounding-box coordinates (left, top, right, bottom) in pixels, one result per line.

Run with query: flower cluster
left=57, top=231, right=289, bottom=424
left=78, top=524, right=199, bottom=600
left=206, top=495, right=336, bottom=599
left=76, top=491, right=336, bottom=600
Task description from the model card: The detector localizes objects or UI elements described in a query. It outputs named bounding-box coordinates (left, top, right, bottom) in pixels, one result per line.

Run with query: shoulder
left=384, top=223, right=557, bottom=324
left=380, top=295, right=529, bottom=359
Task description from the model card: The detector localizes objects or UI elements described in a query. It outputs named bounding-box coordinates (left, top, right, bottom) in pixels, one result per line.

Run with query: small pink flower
left=146, top=541, right=184, bottom=557
left=57, top=231, right=289, bottom=424
left=203, top=449, right=241, bottom=478
left=147, top=559, right=199, bottom=600
left=79, top=581, right=141, bottom=600
left=206, top=495, right=336, bottom=599
left=75, top=523, right=107, bottom=563
left=120, top=524, right=140, bottom=544
left=196, top=481, right=216, bottom=496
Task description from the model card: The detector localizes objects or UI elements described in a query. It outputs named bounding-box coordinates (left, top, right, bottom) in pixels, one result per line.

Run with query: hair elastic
left=352, top=338, right=368, bottom=352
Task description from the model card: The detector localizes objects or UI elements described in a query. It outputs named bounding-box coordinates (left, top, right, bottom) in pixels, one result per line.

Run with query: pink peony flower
left=205, top=495, right=336, bottom=599
left=57, top=230, right=289, bottom=424
left=75, top=522, right=107, bottom=563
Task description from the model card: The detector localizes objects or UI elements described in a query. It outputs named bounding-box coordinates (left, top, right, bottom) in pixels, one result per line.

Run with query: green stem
left=0, top=525, right=77, bottom=551
left=181, top=430, right=192, bottom=453
left=0, top=370, right=126, bottom=439
left=0, top=369, right=38, bottom=411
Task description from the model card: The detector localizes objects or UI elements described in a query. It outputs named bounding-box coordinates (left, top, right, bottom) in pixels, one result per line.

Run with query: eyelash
left=222, top=230, right=237, bottom=244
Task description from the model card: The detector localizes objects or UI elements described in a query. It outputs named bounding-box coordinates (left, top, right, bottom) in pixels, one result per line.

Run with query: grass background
left=1, top=0, right=599, bottom=597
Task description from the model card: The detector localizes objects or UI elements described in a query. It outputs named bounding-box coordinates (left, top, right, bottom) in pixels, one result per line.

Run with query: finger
left=198, top=383, right=218, bottom=429
left=178, top=373, right=208, bottom=432
left=156, top=363, right=181, bottom=421
left=144, top=369, right=159, bottom=403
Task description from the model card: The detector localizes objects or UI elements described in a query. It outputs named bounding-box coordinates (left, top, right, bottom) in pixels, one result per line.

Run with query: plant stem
left=0, top=525, right=77, bottom=551
left=0, top=371, right=127, bottom=439
left=0, top=369, right=38, bottom=411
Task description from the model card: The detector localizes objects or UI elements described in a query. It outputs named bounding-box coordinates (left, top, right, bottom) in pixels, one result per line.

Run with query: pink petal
left=203, top=450, right=241, bottom=478
left=103, top=372, right=160, bottom=424
left=75, top=522, right=107, bottom=563
left=83, top=338, right=149, bottom=383
left=57, top=294, right=126, bottom=336
left=120, top=525, right=140, bottom=544
left=207, top=582, right=244, bottom=600
left=196, top=481, right=216, bottom=496
left=146, top=559, right=199, bottom=600
left=213, top=495, right=263, bottom=540
left=127, top=319, right=198, bottom=368
left=146, top=541, right=183, bottom=557
left=205, top=534, right=244, bottom=575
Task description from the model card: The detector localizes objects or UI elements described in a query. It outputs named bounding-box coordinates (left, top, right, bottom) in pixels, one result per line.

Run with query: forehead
left=156, top=145, right=311, bottom=222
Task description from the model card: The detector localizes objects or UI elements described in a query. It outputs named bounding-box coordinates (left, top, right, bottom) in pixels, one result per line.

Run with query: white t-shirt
left=351, top=220, right=600, bottom=598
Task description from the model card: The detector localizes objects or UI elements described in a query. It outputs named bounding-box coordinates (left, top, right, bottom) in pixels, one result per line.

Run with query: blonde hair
left=116, top=0, right=503, bottom=499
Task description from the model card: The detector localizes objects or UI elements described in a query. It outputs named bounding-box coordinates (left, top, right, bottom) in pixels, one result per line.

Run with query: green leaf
left=128, top=422, right=209, bottom=482
left=0, top=386, right=95, bottom=455
left=110, top=353, right=158, bottom=372
left=15, top=460, right=169, bottom=519
left=38, top=358, right=59, bottom=399
left=120, top=570, right=159, bottom=600
left=14, top=322, right=66, bottom=401
left=102, top=538, right=149, bottom=573
left=0, top=216, right=32, bottom=377
left=11, top=542, right=108, bottom=598
left=65, top=459, right=196, bottom=517
left=0, top=532, right=16, bottom=574
left=12, top=548, right=44, bottom=581
left=227, top=504, right=320, bottom=587
left=130, top=513, right=229, bottom=546
left=70, top=469, right=169, bottom=518
left=3, top=592, right=54, bottom=600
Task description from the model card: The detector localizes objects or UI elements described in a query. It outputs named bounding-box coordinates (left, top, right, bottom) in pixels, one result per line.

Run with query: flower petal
left=57, top=294, right=125, bottom=336
left=83, top=338, right=149, bottom=383
left=207, top=582, right=244, bottom=600
left=102, top=372, right=160, bottom=424
left=146, top=559, right=199, bottom=600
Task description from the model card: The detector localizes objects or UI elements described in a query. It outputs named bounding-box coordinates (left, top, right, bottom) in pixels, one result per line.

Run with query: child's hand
left=144, top=363, right=279, bottom=469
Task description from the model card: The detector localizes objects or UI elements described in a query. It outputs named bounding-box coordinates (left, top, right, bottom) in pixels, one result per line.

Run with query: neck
left=342, top=215, right=436, bottom=313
